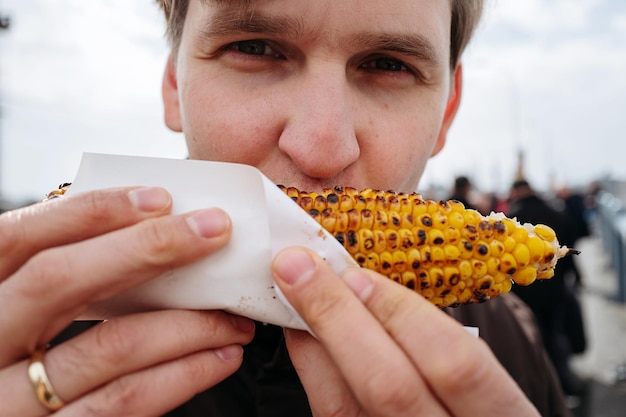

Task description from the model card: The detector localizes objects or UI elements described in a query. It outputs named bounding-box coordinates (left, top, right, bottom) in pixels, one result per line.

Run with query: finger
left=340, top=267, right=540, bottom=417
left=0, top=207, right=232, bottom=363
left=273, top=248, right=449, bottom=417
left=284, top=329, right=363, bottom=417
left=61, top=348, right=243, bottom=417
left=1, top=310, right=254, bottom=417
left=0, top=187, right=173, bottom=280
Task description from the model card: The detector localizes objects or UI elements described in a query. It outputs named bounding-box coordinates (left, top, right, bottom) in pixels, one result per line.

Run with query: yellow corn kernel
left=513, top=266, right=538, bottom=286
left=512, top=226, right=529, bottom=243
left=526, top=236, right=545, bottom=264
left=503, top=236, right=517, bottom=252
left=490, top=239, right=505, bottom=257
left=534, top=224, right=557, bottom=242
left=458, top=260, right=473, bottom=280
left=512, top=243, right=531, bottom=268
left=499, top=253, right=518, bottom=275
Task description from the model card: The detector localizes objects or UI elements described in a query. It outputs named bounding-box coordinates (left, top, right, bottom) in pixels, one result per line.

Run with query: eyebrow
left=352, top=32, right=442, bottom=67
left=201, top=2, right=442, bottom=67
left=200, top=4, right=305, bottom=40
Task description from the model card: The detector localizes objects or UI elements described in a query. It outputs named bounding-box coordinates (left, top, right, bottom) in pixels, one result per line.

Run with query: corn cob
left=279, top=185, right=573, bottom=308
left=44, top=183, right=573, bottom=308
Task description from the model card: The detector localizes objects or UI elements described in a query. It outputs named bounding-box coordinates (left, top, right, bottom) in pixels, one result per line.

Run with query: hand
left=272, top=247, right=540, bottom=417
left=0, top=187, right=255, bottom=417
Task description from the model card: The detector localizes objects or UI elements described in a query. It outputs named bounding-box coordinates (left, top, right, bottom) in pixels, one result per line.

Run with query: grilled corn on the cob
left=44, top=183, right=572, bottom=308
left=279, top=185, right=573, bottom=308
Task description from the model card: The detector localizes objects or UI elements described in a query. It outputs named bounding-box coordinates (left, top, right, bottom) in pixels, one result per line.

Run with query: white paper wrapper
left=68, top=153, right=357, bottom=330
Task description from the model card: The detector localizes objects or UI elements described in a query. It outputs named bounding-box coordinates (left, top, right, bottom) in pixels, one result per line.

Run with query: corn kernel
left=535, top=224, right=557, bottom=242
left=514, top=266, right=538, bottom=286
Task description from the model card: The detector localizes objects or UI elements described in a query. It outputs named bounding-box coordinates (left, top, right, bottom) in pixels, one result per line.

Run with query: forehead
left=192, top=0, right=451, bottom=56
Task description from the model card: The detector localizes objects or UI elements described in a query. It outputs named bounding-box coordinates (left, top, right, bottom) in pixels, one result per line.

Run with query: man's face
left=163, top=0, right=460, bottom=193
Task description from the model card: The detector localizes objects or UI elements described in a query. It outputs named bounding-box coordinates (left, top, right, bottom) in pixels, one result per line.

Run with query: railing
left=596, top=190, right=626, bottom=302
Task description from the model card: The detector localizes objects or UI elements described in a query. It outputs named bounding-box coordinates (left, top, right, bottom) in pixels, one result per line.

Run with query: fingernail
left=216, top=345, right=243, bottom=361
left=128, top=187, right=171, bottom=212
left=186, top=208, right=230, bottom=238
left=343, top=269, right=374, bottom=301
left=274, top=249, right=315, bottom=285
left=229, top=315, right=255, bottom=333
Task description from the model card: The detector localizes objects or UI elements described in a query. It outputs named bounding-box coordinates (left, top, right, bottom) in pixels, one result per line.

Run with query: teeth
left=280, top=185, right=572, bottom=309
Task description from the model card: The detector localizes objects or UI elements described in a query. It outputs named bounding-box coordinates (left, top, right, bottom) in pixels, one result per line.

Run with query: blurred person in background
left=449, top=175, right=475, bottom=209
left=508, top=179, right=587, bottom=398
left=556, top=186, right=591, bottom=287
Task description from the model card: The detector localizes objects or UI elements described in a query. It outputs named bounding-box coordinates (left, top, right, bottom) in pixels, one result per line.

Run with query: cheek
left=181, top=83, right=279, bottom=163
left=364, top=109, right=443, bottom=191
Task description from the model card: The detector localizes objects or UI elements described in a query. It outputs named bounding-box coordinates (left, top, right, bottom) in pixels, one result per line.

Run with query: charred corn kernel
left=458, top=240, right=474, bottom=259
left=490, top=240, right=505, bottom=257
left=474, top=241, right=491, bottom=261
left=499, top=253, right=518, bottom=275
left=471, top=259, right=488, bottom=279
left=487, top=257, right=500, bottom=275
left=282, top=186, right=573, bottom=307
left=478, top=221, right=495, bottom=240
left=46, top=183, right=572, bottom=309
left=538, top=269, right=555, bottom=280
left=428, top=229, right=445, bottom=245
left=444, top=226, right=461, bottom=244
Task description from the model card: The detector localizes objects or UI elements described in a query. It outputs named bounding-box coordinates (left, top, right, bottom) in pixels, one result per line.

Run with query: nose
left=278, top=63, right=360, bottom=180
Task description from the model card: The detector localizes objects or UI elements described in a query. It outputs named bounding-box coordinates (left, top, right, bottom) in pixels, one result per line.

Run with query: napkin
left=68, top=153, right=357, bottom=330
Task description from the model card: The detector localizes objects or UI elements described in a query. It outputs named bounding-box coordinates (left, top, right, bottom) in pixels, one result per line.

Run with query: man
left=0, top=1, right=568, bottom=416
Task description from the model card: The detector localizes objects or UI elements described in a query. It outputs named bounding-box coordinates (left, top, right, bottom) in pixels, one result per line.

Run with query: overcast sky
left=1, top=0, right=625, bottom=202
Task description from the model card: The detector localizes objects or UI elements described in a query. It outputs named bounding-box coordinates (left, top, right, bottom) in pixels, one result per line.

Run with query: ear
left=430, top=63, right=463, bottom=157
left=162, top=54, right=183, bottom=132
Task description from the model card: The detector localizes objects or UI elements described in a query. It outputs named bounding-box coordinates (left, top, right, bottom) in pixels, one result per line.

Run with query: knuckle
left=0, top=207, right=30, bottom=261
left=75, top=189, right=121, bottom=225
left=18, top=249, right=72, bottom=299
left=102, top=376, right=142, bottom=414
left=134, top=219, right=180, bottom=266
left=92, top=319, right=138, bottom=366
left=301, top=288, right=344, bottom=328
left=434, top=338, right=491, bottom=396
left=361, top=370, right=418, bottom=414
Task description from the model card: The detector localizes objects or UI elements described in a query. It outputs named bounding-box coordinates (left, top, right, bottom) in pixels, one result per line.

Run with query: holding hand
left=273, top=247, right=540, bottom=417
left=0, top=187, right=254, bottom=417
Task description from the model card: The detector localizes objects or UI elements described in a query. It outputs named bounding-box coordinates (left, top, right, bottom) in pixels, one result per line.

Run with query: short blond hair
left=155, top=0, right=484, bottom=68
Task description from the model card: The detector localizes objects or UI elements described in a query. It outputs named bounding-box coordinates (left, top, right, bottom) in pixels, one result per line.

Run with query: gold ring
left=28, top=347, right=66, bottom=411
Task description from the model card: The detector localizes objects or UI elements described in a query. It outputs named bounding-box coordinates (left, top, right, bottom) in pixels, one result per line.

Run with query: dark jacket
left=162, top=294, right=571, bottom=417
left=54, top=298, right=571, bottom=417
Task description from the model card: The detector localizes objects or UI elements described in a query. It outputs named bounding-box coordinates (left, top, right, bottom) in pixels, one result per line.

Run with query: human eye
left=227, top=39, right=283, bottom=58
left=360, top=56, right=409, bottom=72
left=356, top=54, right=427, bottom=86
